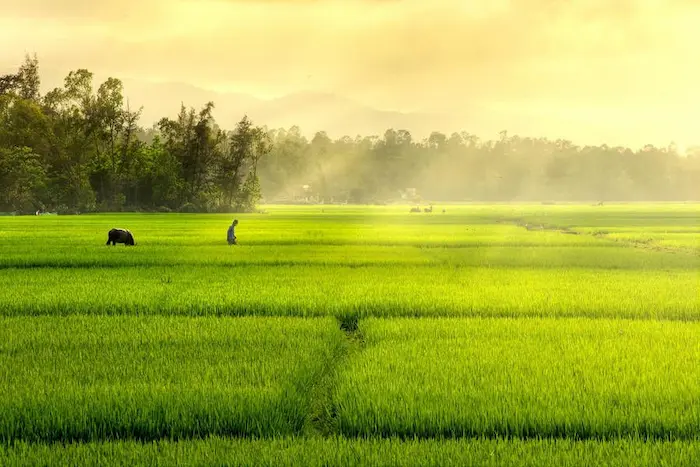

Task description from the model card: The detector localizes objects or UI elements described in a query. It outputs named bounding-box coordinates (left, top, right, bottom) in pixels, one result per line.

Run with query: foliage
left=236, top=172, right=262, bottom=212
left=2, top=56, right=700, bottom=213
left=1, top=58, right=271, bottom=213
left=0, top=147, right=46, bottom=213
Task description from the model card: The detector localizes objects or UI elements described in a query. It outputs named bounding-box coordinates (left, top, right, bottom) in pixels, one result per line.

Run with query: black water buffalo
left=106, top=228, right=135, bottom=246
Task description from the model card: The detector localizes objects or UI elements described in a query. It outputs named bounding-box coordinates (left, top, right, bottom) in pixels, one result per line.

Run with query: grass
left=1, top=205, right=698, bottom=320
left=1, top=266, right=697, bottom=319
left=334, top=317, right=700, bottom=439
left=2, top=437, right=700, bottom=466
left=0, top=203, right=698, bottom=460
left=0, top=316, right=345, bottom=442
left=511, top=204, right=700, bottom=253
left=1, top=241, right=698, bottom=269
left=1, top=205, right=695, bottom=269
left=0, top=218, right=610, bottom=269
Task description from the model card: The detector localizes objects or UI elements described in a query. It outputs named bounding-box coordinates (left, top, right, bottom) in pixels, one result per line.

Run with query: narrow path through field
left=304, top=315, right=366, bottom=436
left=496, top=217, right=698, bottom=256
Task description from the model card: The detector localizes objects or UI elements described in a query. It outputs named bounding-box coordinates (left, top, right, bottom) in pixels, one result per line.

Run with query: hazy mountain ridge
left=120, top=79, right=460, bottom=138
left=12, top=64, right=685, bottom=148
left=13, top=65, right=474, bottom=139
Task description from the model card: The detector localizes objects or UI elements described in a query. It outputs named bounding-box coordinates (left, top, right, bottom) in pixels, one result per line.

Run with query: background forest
left=2, top=56, right=698, bottom=214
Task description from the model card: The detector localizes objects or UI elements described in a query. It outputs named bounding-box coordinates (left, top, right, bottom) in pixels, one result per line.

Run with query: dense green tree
left=0, top=147, right=47, bottom=212
left=217, top=115, right=271, bottom=211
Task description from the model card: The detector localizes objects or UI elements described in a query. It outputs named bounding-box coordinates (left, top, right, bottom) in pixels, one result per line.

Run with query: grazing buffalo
left=106, top=228, right=135, bottom=246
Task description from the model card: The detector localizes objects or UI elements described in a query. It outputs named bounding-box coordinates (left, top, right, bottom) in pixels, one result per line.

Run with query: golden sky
left=2, top=0, right=699, bottom=148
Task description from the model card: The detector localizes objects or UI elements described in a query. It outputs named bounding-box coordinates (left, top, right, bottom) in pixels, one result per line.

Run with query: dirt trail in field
left=304, top=315, right=366, bottom=436
left=497, top=217, right=698, bottom=256
left=504, top=218, right=581, bottom=235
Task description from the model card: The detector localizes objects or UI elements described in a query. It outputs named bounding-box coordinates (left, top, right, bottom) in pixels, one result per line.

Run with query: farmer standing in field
left=227, top=219, right=239, bottom=245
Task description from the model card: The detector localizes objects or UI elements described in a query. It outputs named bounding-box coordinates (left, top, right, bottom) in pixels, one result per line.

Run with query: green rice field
left=0, top=203, right=698, bottom=465
left=0, top=316, right=344, bottom=442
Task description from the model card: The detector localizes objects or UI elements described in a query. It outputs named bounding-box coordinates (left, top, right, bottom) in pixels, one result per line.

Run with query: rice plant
left=1, top=265, right=696, bottom=319
left=0, top=316, right=345, bottom=442
left=2, top=436, right=700, bottom=467
left=0, top=203, right=698, bottom=459
left=334, top=317, right=700, bottom=439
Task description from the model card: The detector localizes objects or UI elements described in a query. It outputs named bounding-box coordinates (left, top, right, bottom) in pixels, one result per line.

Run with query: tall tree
left=218, top=115, right=271, bottom=211
left=17, top=54, right=40, bottom=101
left=158, top=102, right=224, bottom=208
left=0, top=147, right=47, bottom=212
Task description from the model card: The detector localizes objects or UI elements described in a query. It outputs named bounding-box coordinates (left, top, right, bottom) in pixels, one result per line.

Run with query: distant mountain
left=23, top=66, right=469, bottom=138
left=255, top=91, right=462, bottom=138
left=118, top=80, right=462, bottom=138
left=16, top=63, right=688, bottom=148
left=119, top=79, right=264, bottom=129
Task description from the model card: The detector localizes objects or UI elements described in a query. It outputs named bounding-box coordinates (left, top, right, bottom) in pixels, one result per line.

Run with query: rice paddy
left=335, top=317, right=700, bottom=439
left=3, top=437, right=700, bottom=467
left=0, top=203, right=698, bottom=464
left=0, top=316, right=344, bottom=442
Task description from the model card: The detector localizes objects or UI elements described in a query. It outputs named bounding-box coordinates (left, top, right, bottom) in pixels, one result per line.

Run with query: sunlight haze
left=2, top=0, right=699, bottom=148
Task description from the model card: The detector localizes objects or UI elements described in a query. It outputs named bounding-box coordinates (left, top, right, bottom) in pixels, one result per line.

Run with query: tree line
left=1, top=56, right=698, bottom=214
